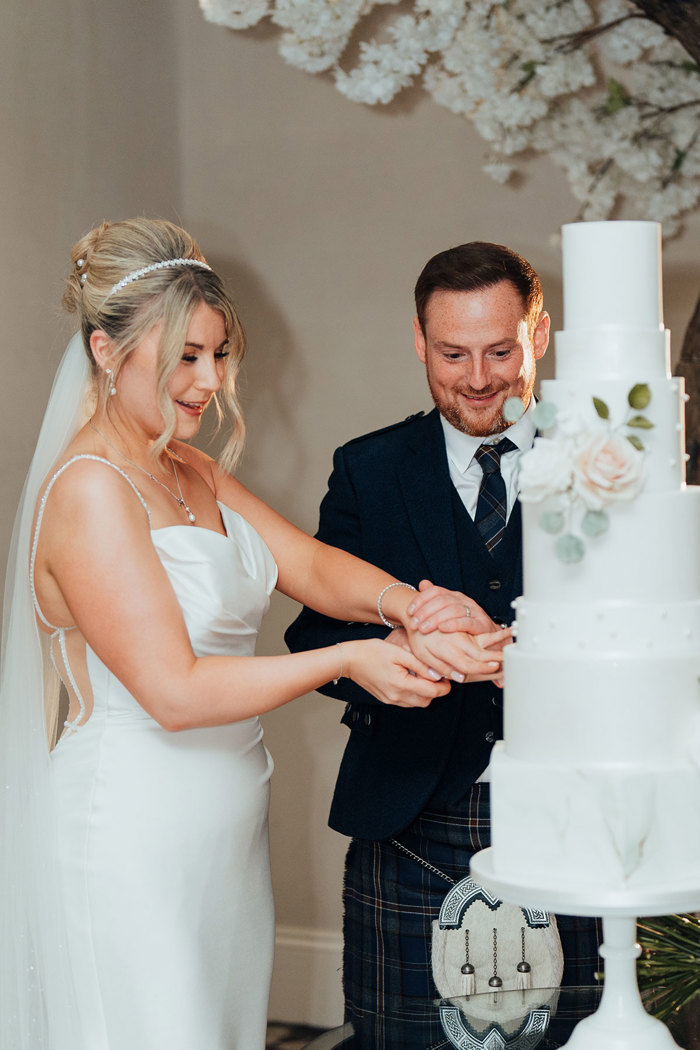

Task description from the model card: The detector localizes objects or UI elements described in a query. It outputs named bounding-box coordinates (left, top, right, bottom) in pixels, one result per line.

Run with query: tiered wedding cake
left=489, top=220, right=700, bottom=897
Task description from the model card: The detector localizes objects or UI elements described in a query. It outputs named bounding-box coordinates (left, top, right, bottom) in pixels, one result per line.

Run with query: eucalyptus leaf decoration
left=503, top=396, right=525, bottom=424
left=531, top=400, right=558, bottom=431
left=522, top=385, right=651, bottom=564
left=581, top=510, right=609, bottom=537
left=539, top=511, right=565, bottom=535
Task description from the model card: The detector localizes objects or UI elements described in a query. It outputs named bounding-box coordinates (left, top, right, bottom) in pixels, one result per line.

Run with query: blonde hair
left=63, top=217, right=246, bottom=471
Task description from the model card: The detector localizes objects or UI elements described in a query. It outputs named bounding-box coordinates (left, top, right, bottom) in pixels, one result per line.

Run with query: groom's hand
left=406, top=580, right=508, bottom=638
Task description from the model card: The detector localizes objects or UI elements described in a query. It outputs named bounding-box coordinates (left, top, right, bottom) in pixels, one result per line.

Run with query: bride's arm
left=175, top=445, right=506, bottom=681
left=36, top=460, right=452, bottom=730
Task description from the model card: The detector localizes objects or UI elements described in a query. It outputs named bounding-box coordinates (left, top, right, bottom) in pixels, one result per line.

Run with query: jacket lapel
left=397, top=410, right=464, bottom=589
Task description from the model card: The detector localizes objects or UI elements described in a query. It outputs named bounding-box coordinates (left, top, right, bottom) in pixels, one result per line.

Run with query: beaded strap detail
left=30, top=455, right=152, bottom=735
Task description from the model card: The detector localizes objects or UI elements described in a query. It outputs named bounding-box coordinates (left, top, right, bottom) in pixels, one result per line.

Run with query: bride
left=0, top=218, right=506, bottom=1050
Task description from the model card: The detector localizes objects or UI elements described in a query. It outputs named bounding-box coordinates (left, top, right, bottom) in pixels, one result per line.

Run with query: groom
left=285, top=241, right=600, bottom=1023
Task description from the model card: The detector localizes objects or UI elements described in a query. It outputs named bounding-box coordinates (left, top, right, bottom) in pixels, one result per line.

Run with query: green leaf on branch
left=628, top=383, right=651, bottom=410
left=637, top=914, right=700, bottom=1022
left=627, top=415, right=654, bottom=429
left=593, top=397, right=610, bottom=419
left=672, top=149, right=686, bottom=174
left=627, top=434, right=645, bottom=451
left=518, top=59, right=538, bottom=88
left=603, top=79, right=631, bottom=115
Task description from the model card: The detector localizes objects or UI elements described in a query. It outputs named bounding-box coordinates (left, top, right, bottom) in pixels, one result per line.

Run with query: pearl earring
left=105, top=369, right=117, bottom=397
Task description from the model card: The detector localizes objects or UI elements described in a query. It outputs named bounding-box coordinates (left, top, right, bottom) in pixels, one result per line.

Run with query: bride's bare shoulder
left=35, top=450, right=150, bottom=535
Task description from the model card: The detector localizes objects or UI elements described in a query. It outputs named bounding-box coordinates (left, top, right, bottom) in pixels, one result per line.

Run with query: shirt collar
left=440, top=398, right=537, bottom=474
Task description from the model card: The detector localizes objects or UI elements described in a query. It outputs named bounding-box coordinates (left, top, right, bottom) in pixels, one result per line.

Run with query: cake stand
left=470, top=848, right=700, bottom=1050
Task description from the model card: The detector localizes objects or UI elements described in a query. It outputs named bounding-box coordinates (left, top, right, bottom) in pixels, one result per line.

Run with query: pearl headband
left=104, top=258, right=213, bottom=301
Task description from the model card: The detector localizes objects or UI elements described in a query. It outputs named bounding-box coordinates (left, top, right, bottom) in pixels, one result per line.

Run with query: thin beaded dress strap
left=30, top=455, right=152, bottom=736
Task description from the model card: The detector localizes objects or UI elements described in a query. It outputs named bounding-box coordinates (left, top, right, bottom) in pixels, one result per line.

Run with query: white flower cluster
left=520, top=429, right=644, bottom=511
left=199, top=0, right=700, bottom=234
left=517, top=390, right=649, bottom=562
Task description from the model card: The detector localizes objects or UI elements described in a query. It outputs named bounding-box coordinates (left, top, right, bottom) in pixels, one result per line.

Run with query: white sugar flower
left=518, top=437, right=574, bottom=503
left=573, top=432, right=645, bottom=511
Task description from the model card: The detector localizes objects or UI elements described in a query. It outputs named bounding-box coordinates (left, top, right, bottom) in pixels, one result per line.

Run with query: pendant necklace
left=88, top=421, right=196, bottom=523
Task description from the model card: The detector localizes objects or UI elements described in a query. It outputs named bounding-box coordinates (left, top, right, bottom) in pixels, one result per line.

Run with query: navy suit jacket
left=285, top=409, right=523, bottom=840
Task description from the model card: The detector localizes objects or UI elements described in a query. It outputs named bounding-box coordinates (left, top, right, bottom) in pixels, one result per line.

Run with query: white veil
left=0, top=334, right=92, bottom=1049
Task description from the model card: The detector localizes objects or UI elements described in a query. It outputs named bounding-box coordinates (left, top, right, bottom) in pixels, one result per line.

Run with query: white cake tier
left=489, top=744, right=700, bottom=893
left=536, top=373, right=685, bottom=492
left=522, top=487, right=700, bottom=603
left=512, top=596, right=700, bottom=654
left=562, top=221, right=663, bottom=332
left=555, top=328, right=670, bottom=381
left=503, top=643, right=700, bottom=765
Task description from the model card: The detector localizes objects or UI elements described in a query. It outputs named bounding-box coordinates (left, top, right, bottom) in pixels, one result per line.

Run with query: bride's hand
left=342, top=639, right=451, bottom=708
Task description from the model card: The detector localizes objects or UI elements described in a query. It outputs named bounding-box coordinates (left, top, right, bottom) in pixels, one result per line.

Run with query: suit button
left=485, top=731, right=495, bottom=744
left=352, top=711, right=359, bottom=723
left=364, top=713, right=372, bottom=726
left=488, top=580, right=501, bottom=591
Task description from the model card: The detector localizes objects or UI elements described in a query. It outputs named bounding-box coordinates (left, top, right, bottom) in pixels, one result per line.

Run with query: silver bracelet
left=332, top=642, right=344, bottom=686
left=377, top=582, right=418, bottom=629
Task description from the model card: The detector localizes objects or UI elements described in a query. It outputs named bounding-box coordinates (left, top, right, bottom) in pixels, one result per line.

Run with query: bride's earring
left=105, top=368, right=117, bottom=397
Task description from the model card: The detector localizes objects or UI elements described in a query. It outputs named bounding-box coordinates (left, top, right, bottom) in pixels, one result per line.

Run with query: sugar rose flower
left=573, top=431, right=644, bottom=510
left=518, top=437, right=573, bottom=502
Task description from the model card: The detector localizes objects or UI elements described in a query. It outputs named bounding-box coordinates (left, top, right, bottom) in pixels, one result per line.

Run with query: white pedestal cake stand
left=471, top=848, right=700, bottom=1050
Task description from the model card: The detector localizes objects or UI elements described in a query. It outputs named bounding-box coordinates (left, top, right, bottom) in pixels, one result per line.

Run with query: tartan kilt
left=342, top=783, right=601, bottom=1026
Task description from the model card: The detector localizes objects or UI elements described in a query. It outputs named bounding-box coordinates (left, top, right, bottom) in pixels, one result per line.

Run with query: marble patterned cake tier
left=489, top=746, right=700, bottom=892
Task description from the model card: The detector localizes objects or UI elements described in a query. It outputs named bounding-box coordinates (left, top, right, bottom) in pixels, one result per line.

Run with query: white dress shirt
left=439, top=402, right=537, bottom=784
left=440, top=399, right=537, bottom=520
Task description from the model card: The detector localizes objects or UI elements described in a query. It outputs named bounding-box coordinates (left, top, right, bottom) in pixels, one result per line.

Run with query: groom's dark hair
left=414, top=241, right=543, bottom=335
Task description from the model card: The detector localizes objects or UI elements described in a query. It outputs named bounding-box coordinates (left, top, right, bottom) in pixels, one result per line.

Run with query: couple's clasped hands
left=345, top=581, right=511, bottom=709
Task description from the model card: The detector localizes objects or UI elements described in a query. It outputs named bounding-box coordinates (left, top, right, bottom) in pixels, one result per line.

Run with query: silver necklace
left=88, top=421, right=196, bottom=523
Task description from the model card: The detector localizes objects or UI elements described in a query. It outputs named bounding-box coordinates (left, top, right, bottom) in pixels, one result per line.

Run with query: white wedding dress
left=33, top=457, right=278, bottom=1050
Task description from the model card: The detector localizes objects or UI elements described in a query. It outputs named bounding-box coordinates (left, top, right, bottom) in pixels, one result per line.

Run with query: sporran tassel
left=460, top=929, right=476, bottom=995
left=517, top=927, right=532, bottom=989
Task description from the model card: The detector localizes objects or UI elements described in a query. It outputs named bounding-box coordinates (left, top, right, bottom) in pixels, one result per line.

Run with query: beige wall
left=1, top=0, right=181, bottom=576
left=3, top=0, right=700, bottom=1024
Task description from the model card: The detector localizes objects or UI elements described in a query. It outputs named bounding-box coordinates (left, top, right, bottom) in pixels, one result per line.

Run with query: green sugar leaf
left=627, top=434, right=645, bottom=451
left=539, top=511, right=565, bottom=535
left=628, top=383, right=651, bottom=410
left=593, top=397, right=610, bottom=420
left=581, top=510, right=609, bottom=537
left=503, top=396, right=525, bottom=423
left=627, top=415, right=654, bottom=429
left=532, top=401, right=558, bottom=429
left=555, top=534, right=585, bottom=564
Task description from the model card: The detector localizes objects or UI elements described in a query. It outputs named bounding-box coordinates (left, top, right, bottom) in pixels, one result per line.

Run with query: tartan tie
left=474, top=437, right=517, bottom=554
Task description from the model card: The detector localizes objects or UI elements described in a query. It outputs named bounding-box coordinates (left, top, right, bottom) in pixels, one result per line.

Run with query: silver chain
left=389, top=838, right=455, bottom=886
left=88, top=421, right=196, bottom=523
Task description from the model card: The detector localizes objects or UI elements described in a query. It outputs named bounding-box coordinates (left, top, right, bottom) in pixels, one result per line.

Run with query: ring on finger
left=464, top=605, right=471, bottom=618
